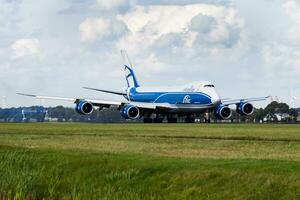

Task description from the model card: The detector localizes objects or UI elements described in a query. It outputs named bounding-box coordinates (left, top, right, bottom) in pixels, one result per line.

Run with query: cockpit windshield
left=204, top=84, right=215, bottom=88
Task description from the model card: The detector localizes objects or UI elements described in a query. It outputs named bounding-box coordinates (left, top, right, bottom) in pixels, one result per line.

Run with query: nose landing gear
left=204, top=111, right=211, bottom=123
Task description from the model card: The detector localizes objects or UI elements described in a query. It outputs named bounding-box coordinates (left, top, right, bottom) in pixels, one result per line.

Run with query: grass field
left=0, top=123, right=299, bottom=199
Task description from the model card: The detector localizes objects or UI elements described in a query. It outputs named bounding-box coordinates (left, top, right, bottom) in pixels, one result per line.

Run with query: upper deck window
left=204, top=84, right=215, bottom=88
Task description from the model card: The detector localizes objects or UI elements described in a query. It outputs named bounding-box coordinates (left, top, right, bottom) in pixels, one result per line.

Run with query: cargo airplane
left=18, top=51, right=269, bottom=123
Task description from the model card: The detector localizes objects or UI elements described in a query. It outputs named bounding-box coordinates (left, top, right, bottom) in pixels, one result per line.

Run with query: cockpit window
left=204, top=84, right=215, bottom=88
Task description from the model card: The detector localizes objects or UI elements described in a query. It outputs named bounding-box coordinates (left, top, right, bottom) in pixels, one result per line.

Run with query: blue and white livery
left=18, top=50, right=269, bottom=123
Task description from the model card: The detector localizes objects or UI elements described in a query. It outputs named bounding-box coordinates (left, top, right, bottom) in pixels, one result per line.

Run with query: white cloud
left=11, top=39, right=40, bottom=58
left=79, top=17, right=127, bottom=41
left=117, top=4, right=244, bottom=54
left=96, top=0, right=128, bottom=10
left=79, top=18, right=110, bottom=41
left=1, top=0, right=300, bottom=108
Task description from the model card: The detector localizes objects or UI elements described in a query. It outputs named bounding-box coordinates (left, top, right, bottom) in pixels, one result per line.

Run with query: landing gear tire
left=185, top=118, right=195, bottom=123
left=167, top=118, right=178, bottom=123
left=143, top=118, right=153, bottom=123
left=204, top=118, right=211, bottom=123
left=153, top=118, right=164, bottom=123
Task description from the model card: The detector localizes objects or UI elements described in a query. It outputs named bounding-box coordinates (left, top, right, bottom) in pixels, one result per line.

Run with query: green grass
left=0, top=123, right=299, bottom=199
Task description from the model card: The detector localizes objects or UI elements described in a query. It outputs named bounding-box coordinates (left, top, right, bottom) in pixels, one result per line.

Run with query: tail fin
left=121, top=50, right=140, bottom=88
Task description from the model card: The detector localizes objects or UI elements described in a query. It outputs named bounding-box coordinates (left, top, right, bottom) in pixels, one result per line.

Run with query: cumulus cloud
left=117, top=3, right=244, bottom=61
left=79, top=18, right=110, bottom=41
left=137, top=0, right=231, bottom=6
left=96, top=0, right=128, bottom=10
left=1, top=0, right=300, bottom=107
left=190, top=14, right=217, bottom=33
left=11, top=39, right=40, bottom=58
left=79, top=17, right=128, bottom=41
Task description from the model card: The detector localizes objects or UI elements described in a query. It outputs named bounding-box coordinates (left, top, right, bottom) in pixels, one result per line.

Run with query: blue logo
left=183, top=95, right=191, bottom=104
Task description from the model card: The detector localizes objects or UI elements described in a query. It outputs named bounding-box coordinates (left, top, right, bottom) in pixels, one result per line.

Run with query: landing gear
left=204, top=111, right=211, bottom=123
left=167, top=118, right=178, bottom=123
left=185, top=117, right=195, bottom=123
left=153, top=118, right=164, bottom=123
left=143, top=118, right=153, bottom=123
left=204, top=118, right=211, bottom=123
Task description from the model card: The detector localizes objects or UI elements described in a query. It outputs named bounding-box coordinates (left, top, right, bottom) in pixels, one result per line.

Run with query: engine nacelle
left=75, top=101, right=94, bottom=115
left=120, top=105, right=140, bottom=120
left=214, top=104, right=232, bottom=120
left=236, top=102, right=254, bottom=116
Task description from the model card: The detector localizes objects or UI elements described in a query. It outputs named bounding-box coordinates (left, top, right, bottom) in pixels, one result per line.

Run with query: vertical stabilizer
left=121, top=50, right=140, bottom=88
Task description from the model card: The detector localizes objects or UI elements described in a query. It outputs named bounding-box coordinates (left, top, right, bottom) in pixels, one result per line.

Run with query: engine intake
left=214, top=104, right=232, bottom=120
left=120, top=105, right=140, bottom=119
left=75, top=101, right=94, bottom=115
left=236, top=102, right=254, bottom=116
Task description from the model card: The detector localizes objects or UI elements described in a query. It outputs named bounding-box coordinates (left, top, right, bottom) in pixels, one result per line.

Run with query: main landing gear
left=143, top=114, right=178, bottom=123
left=143, top=115, right=195, bottom=123
left=143, top=114, right=164, bottom=123
left=204, top=111, right=211, bottom=123
left=167, top=118, right=177, bottom=123
left=184, top=116, right=195, bottom=123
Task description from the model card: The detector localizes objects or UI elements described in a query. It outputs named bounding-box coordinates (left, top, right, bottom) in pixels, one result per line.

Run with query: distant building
left=263, top=113, right=290, bottom=122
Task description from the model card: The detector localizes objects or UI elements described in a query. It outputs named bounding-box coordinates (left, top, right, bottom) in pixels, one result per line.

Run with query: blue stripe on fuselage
left=128, top=88, right=212, bottom=104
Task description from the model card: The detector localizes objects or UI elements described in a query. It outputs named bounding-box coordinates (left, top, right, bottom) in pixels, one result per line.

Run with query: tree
left=289, top=108, right=299, bottom=121
left=51, top=106, right=66, bottom=122
left=264, top=101, right=289, bottom=114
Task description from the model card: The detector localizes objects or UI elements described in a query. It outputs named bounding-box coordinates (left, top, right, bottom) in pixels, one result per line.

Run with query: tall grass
left=0, top=147, right=298, bottom=199
left=0, top=123, right=298, bottom=199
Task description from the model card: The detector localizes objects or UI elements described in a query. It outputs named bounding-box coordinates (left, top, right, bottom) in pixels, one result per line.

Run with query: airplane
left=17, top=50, right=269, bottom=123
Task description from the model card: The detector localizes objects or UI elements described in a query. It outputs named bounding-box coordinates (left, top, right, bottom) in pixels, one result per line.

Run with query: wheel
left=153, top=118, right=164, bottom=123
left=167, top=118, right=178, bottom=123
left=204, top=118, right=211, bottom=123
left=143, top=118, right=153, bottom=123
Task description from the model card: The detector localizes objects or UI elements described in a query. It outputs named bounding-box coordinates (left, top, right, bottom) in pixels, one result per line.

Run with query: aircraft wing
left=17, top=93, right=214, bottom=110
left=83, top=87, right=127, bottom=96
left=16, top=93, right=174, bottom=110
left=16, top=93, right=123, bottom=107
left=221, top=96, right=270, bottom=106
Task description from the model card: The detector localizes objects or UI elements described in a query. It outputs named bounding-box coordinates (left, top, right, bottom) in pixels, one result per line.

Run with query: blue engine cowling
left=236, top=102, right=254, bottom=116
left=75, top=101, right=94, bottom=115
left=214, top=104, right=232, bottom=120
left=120, top=105, right=140, bottom=119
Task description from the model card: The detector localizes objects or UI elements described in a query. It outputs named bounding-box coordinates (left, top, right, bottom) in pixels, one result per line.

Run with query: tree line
left=0, top=101, right=298, bottom=123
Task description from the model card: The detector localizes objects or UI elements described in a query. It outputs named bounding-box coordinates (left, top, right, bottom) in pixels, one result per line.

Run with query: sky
left=0, top=0, right=300, bottom=108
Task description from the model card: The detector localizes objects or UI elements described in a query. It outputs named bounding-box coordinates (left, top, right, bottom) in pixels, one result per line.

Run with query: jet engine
left=236, top=102, right=254, bottom=116
left=120, top=105, right=140, bottom=119
left=214, top=104, right=232, bottom=120
left=75, top=101, right=94, bottom=115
